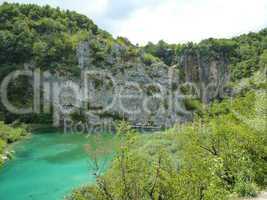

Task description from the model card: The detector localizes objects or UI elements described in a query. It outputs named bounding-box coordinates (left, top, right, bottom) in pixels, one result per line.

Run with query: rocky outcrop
left=180, top=49, right=229, bottom=103
left=44, top=42, right=229, bottom=130
left=46, top=61, right=183, bottom=130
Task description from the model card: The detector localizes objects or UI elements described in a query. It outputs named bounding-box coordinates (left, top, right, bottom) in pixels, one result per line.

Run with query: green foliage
left=234, top=181, right=258, bottom=197
left=227, top=68, right=267, bottom=97
left=0, top=121, right=29, bottom=166
left=116, top=37, right=134, bottom=47
left=116, top=120, right=133, bottom=136
left=199, top=38, right=238, bottom=57
left=230, top=58, right=259, bottom=81
left=70, top=112, right=87, bottom=123
left=260, top=50, right=267, bottom=66
left=0, top=121, right=28, bottom=143
left=143, top=29, right=267, bottom=82
left=183, top=98, right=204, bottom=113
left=229, top=31, right=267, bottom=81
left=0, top=4, right=266, bottom=197
left=0, top=2, right=116, bottom=70
left=0, top=139, right=6, bottom=165
left=143, top=40, right=176, bottom=66
left=0, top=2, right=118, bottom=123
left=191, top=29, right=267, bottom=82
left=70, top=87, right=266, bottom=200
left=0, top=2, right=266, bottom=125
left=142, top=53, right=160, bottom=65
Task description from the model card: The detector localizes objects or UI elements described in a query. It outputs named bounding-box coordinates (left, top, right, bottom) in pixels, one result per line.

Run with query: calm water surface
left=0, top=132, right=113, bottom=200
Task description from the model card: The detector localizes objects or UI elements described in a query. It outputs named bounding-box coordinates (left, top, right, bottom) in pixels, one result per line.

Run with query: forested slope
left=0, top=3, right=266, bottom=126
left=0, top=2, right=266, bottom=200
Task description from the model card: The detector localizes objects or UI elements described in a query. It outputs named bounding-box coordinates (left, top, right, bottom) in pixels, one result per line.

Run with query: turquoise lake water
left=0, top=132, right=113, bottom=200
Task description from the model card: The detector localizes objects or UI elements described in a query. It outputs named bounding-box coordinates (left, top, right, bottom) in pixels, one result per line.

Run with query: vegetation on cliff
left=0, top=3, right=266, bottom=200
left=0, top=2, right=158, bottom=124
left=69, top=69, right=266, bottom=200
left=143, top=29, right=267, bottom=83
left=0, top=3, right=266, bottom=124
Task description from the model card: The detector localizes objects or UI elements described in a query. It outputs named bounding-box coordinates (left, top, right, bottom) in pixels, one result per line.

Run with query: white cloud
left=1, top=0, right=267, bottom=45
left=116, top=0, right=267, bottom=44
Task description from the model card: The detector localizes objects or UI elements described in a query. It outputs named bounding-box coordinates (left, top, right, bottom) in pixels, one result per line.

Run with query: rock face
left=47, top=61, right=183, bottom=130
left=45, top=42, right=229, bottom=131
left=85, top=62, right=179, bottom=128
left=180, top=49, right=229, bottom=103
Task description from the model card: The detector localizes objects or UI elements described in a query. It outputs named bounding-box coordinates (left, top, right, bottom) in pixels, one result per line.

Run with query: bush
left=69, top=88, right=266, bottom=200
left=234, top=181, right=258, bottom=197
left=0, top=121, right=28, bottom=143
left=142, top=53, right=159, bottom=65
left=0, top=139, right=6, bottom=154
left=0, top=121, right=29, bottom=166
left=184, top=98, right=203, bottom=111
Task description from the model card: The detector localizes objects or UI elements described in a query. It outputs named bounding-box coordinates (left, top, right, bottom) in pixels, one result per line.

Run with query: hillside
left=0, top=3, right=266, bottom=128
left=0, top=2, right=266, bottom=200
left=0, top=2, right=138, bottom=124
left=67, top=66, right=266, bottom=200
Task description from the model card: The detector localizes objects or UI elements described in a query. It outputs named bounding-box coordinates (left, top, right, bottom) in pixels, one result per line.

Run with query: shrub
left=234, top=181, right=258, bottom=197
left=0, top=121, right=29, bottom=166
left=142, top=53, right=159, bottom=65
left=69, top=88, right=266, bottom=200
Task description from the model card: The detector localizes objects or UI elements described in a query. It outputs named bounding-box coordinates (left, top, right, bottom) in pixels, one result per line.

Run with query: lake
left=0, top=132, right=114, bottom=200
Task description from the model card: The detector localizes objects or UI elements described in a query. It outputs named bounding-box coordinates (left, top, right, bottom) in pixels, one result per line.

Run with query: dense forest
left=0, top=2, right=266, bottom=200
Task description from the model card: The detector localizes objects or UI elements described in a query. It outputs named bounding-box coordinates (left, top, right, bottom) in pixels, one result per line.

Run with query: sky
left=1, top=0, right=267, bottom=45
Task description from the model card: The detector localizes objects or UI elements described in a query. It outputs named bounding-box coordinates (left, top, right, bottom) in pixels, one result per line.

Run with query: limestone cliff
left=180, top=47, right=229, bottom=103
left=47, top=42, right=229, bottom=130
